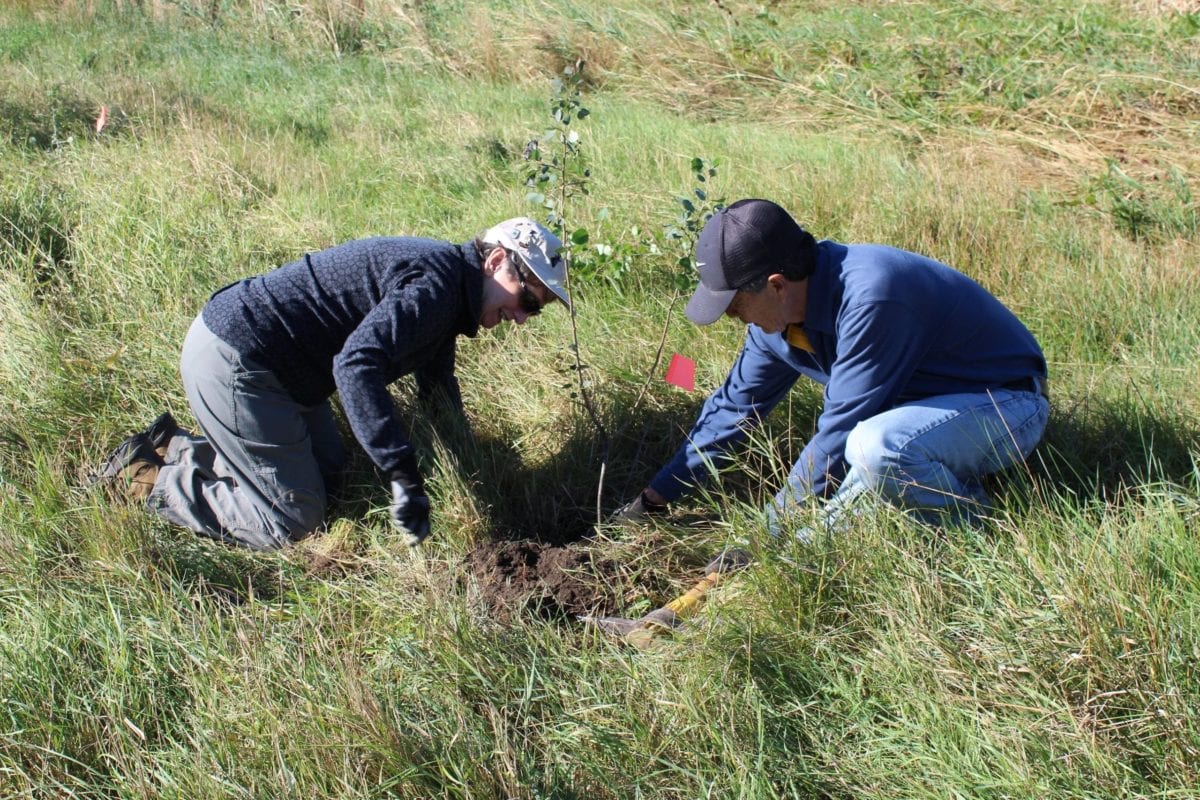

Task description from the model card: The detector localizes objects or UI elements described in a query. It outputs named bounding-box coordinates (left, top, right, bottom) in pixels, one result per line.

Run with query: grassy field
left=2, top=0, right=1199, bottom=797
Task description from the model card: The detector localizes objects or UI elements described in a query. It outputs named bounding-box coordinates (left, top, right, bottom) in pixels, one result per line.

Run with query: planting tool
left=582, top=547, right=751, bottom=649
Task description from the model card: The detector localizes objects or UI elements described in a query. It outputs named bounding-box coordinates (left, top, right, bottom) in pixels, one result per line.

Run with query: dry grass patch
left=1127, top=0, right=1200, bottom=14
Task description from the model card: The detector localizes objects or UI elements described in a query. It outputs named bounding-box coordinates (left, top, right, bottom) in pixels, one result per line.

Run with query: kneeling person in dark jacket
left=97, top=218, right=568, bottom=550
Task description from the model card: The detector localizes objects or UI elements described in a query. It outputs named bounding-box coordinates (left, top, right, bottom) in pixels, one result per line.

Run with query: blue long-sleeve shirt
left=649, top=241, right=1047, bottom=503
left=201, top=237, right=483, bottom=474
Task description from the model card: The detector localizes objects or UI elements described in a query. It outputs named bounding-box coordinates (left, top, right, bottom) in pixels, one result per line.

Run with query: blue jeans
left=772, top=386, right=1050, bottom=540
left=148, top=316, right=347, bottom=550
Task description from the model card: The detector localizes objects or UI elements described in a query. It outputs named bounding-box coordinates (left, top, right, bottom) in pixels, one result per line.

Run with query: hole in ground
left=463, top=538, right=626, bottom=622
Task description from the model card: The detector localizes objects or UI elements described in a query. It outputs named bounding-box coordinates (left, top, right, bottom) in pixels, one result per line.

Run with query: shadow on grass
left=145, top=524, right=306, bottom=605
left=325, top=386, right=712, bottom=547
left=177, top=376, right=1198, bottom=596
left=1029, top=392, right=1200, bottom=504
left=0, top=91, right=130, bottom=150
left=445, top=383, right=1200, bottom=544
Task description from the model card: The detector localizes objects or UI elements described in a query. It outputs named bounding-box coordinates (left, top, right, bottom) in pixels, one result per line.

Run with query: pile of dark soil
left=464, top=539, right=624, bottom=621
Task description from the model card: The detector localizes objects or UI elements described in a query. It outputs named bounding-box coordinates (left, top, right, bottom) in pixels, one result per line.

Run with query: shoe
left=93, top=432, right=165, bottom=501
left=145, top=411, right=184, bottom=459
left=94, top=432, right=163, bottom=481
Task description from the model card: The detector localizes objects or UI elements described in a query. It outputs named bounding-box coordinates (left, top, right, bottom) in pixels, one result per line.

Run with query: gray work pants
left=148, top=315, right=346, bottom=550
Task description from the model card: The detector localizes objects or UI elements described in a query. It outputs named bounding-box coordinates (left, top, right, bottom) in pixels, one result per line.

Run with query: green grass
left=2, top=1, right=1199, bottom=797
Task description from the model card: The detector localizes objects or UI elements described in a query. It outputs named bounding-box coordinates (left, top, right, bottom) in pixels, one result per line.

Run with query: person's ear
left=766, top=273, right=788, bottom=295
left=483, top=247, right=507, bottom=276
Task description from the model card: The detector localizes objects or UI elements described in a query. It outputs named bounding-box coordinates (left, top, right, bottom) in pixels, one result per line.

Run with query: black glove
left=389, top=456, right=431, bottom=546
left=609, top=490, right=668, bottom=525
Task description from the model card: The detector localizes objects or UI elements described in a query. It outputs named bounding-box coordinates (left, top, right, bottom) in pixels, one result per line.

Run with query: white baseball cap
left=482, top=217, right=571, bottom=309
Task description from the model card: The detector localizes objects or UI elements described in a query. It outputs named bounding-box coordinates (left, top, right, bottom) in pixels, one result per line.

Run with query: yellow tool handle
left=663, top=571, right=721, bottom=616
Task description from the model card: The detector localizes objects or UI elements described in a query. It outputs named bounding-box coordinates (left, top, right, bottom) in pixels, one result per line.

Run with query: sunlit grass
left=1, top=1, right=1198, bottom=797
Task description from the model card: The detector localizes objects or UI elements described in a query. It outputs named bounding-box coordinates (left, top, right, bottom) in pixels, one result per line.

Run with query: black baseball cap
left=685, top=199, right=813, bottom=325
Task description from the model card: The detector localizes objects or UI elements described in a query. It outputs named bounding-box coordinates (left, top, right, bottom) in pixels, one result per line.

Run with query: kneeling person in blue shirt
left=615, top=199, right=1049, bottom=539
left=97, top=218, right=568, bottom=550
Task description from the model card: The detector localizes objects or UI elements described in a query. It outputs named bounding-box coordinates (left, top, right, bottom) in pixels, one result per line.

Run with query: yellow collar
left=785, top=324, right=814, bottom=352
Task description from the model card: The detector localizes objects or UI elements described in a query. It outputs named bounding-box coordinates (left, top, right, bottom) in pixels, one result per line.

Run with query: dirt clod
left=464, top=539, right=622, bottom=621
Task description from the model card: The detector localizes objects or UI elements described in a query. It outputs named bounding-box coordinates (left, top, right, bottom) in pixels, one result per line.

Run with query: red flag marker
left=665, top=353, right=696, bottom=392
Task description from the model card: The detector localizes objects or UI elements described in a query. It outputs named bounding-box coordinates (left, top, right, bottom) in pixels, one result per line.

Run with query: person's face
left=480, top=253, right=554, bottom=329
left=724, top=277, right=791, bottom=334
